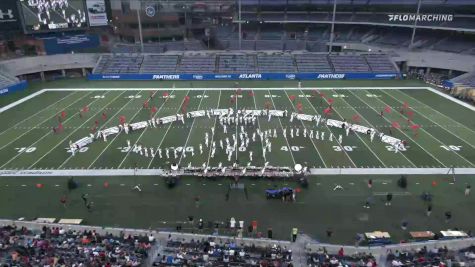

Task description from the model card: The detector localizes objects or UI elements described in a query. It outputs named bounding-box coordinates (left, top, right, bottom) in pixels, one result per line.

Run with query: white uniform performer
left=321, top=131, right=325, bottom=140
left=310, top=130, right=314, bottom=139
left=158, top=147, right=162, bottom=158
left=223, top=125, right=227, bottom=134
left=290, top=128, right=294, bottom=138
left=329, top=134, right=333, bottom=142
left=338, top=134, right=343, bottom=144
left=144, top=147, right=149, bottom=157
left=303, top=128, right=307, bottom=138
left=151, top=147, right=155, bottom=157
left=199, top=143, right=203, bottom=154
left=316, top=131, right=319, bottom=140
left=166, top=148, right=170, bottom=159
left=127, top=140, right=131, bottom=149
left=283, top=128, right=287, bottom=138
left=273, top=129, right=277, bottom=138
left=211, top=127, right=215, bottom=136
left=249, top=151, right=253, bottom=161
left=296, top=128, right=299, bottom=137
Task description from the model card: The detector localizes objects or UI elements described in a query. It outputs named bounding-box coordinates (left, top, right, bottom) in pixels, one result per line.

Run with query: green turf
left=0, top=87, right=473, bottom=170
left=0, top=78, right=474, bottom=245
left=0, top=174, right=473, bottom=244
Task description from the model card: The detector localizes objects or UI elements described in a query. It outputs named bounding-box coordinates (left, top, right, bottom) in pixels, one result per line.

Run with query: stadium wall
left=0, top=80, right=28, bottom=96
left=88, top=72, right=401, bottom=81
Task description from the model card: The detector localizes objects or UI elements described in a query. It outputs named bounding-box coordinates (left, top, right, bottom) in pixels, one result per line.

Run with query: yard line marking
left=26, top=91, right=124, bottom=169
left=376, top=90, right=474, bottom=167
left=309, top=88, right=385, bottom=167
left=251, top=90, right=267, bottom=163
left=349, top=90, right=447, bottom=167
left=123, top=90, right=180, bottom=169
left=284, top=89, right=329, bottom=166
left=0, top=92, right=77, bottom=136
left=177, top=90, right=207, bottom=166
left=0, top=89, right=46, bottom=113
left=205, top=90, right=222, bottom=168
left=267, top=90, right=297, bottom=166
left=0, top=91, right=106, bottom=169
left=85, top=90, right=146, bottom=169
left=143, top=90, right=188, bottom=169
left=333, top=89, right=416, bottom=168
left=383, top=89, right=475, bottom=150
left=0, top=91, right=94, bottom=152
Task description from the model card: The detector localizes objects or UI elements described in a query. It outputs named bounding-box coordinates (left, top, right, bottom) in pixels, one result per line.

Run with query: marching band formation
left=68, top=108, right=407, bottom=175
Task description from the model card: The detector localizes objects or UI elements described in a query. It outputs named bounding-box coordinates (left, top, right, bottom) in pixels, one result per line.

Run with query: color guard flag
left=61, top=111, right=67, bottom=119
left=328, top=98, right=334, bottom=104
left=289, top=95, right=296, bottom=101
left=324, top=107, right=332, bottom=115
left=162, top=91, right=169, bottom=98
left=352, top=114, right=361, bottom=123
left=248, top=91, right=255, bottom=97
left=151, top=106, right=158, bottom=113
left=119, top=115, right=126, bottom=124
left=391, top=121, right=401, bottom=129
left=384, top=105, right=392, bottom=113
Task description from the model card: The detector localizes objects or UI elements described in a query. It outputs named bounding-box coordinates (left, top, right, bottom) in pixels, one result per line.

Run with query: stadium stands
left=0, top=72, right=20, bottom=89
left=307, top=248, right=377, bottom=267
left=0, top=225, right=152, bottom=266
left=257, top=54, right=296, bottom=73
left=92, top=53, right=397, bottom=75
left=155, top=237, right=292, bottom=266
left=218, top=54, right=257, bottom=73
left=294, top=54, right=333, bottom=73
left=330, top=55, right=371, bottom=73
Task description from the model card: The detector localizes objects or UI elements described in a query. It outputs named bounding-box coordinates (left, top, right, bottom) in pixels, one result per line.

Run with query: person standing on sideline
left=445, top=211, right=452, bottom=223
left=86, top=202, right=94, bottom=212
left=81, top=193, right=88, bottom=205
left=60, top=195, right=67, bottom=208
left=367, top=179, right=373, bottom=189
left=386, top=193, right=393, bottom=206
left=427, top=204, right=432, bottom=217
left=292, top=227, right=298, bottom=242
left=465, top=184, right=471, bottom=196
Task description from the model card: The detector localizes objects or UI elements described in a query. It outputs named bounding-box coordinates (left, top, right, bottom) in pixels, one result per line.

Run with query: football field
left=0, top=86, right=474, bottom=175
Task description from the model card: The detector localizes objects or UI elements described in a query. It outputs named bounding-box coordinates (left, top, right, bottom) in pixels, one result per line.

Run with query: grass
left=0, top=78, right=473, bottom=244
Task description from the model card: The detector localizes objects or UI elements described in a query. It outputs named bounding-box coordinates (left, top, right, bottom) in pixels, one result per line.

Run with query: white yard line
left=349, top=90, right=448, bottom=167
left=425, top=87, right=475, bottom=112
left=0, top=91, right=111, bottom=169
left=0, top=91, right=93, bottom=152
left=382, top=89, right=475, bottom=150
left=26, top=91, right=125, bottom=169
left=309, top=89, right=386, bottom=167
left=0, top=89, right=46, bottom=113
left=251, top=90, right=267, bottom=162
left=116, top=90, right=176, bottom=169
left=235, top=90, right=239, bottom=161
left=333, top=89, right=416, bottom=168
left=205, top=91, right=222, bottom=168
left=266, top=89, right=297, bottom=166
left=282, top=90, right=331, bottom=167
left=2, top=167, right=475, bottom=176
left=390, top=89, right=475, bottom=138
left=177, top=91, right=207, bottom=166
left=144, top=90, right=188, bottom=169
left=0, top=92, right=77, bottom=136
left=71, top=90, right=144, bottom=169
left=371, top=89, right=475, bottom=167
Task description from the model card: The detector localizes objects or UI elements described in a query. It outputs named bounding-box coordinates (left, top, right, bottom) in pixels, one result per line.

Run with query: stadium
left=0, top=0, right=474, bottom=266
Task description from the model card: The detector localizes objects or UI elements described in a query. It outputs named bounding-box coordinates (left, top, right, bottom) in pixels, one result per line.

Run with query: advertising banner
left=43, top=34, right=100, bottom=55
left=86, top=0, right=108, bottom=26
left=88, top=72, right=400, bottom=81
left=0, top=0, right=21, bottom=32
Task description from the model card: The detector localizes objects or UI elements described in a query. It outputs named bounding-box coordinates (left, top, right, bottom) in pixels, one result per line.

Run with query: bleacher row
left=93, top=53, right=397, bottom=74
left=0, top=72, right=20, bottom=89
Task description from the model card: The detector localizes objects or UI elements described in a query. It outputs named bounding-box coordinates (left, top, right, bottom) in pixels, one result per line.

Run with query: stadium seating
left=307, top=248, right=377, bottom=267
left=386, top=246, right=456, bottom=267
left=218, top=54, right=257, bottom=73
left=257, top=54, right=296, bottom=72
left=140, top=55, right=179, bottom=73
left=154, top=238, right=292, bottom=266
left=330, top=54, right=371, bottom=73
left=178, top=55, right=217, bottom=73
left=0, top=72, right=20, bottom=89
left=92, top=52, right=397, bottom=75
left=0, top=225, right=152, bottom=266
left=294, top=54, right=333, bottom=73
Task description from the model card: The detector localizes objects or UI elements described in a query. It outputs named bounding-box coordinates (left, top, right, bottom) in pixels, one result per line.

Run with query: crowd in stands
left=0, top=225, right=153, bottom=267
left=387, top=246, right=455, bottom=267
left=307, top=247, right=377, bottom=267
left=154, top=237, right=293, bottom=266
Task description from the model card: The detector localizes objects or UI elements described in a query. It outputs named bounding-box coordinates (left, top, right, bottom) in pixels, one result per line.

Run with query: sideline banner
left=0, top=80, right=28, bottom=96
left=88, top=72, right=400, bottom=81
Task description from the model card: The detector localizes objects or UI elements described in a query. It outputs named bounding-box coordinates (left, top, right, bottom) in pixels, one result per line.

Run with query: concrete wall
left=0, top=53, right=100, bottom=76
